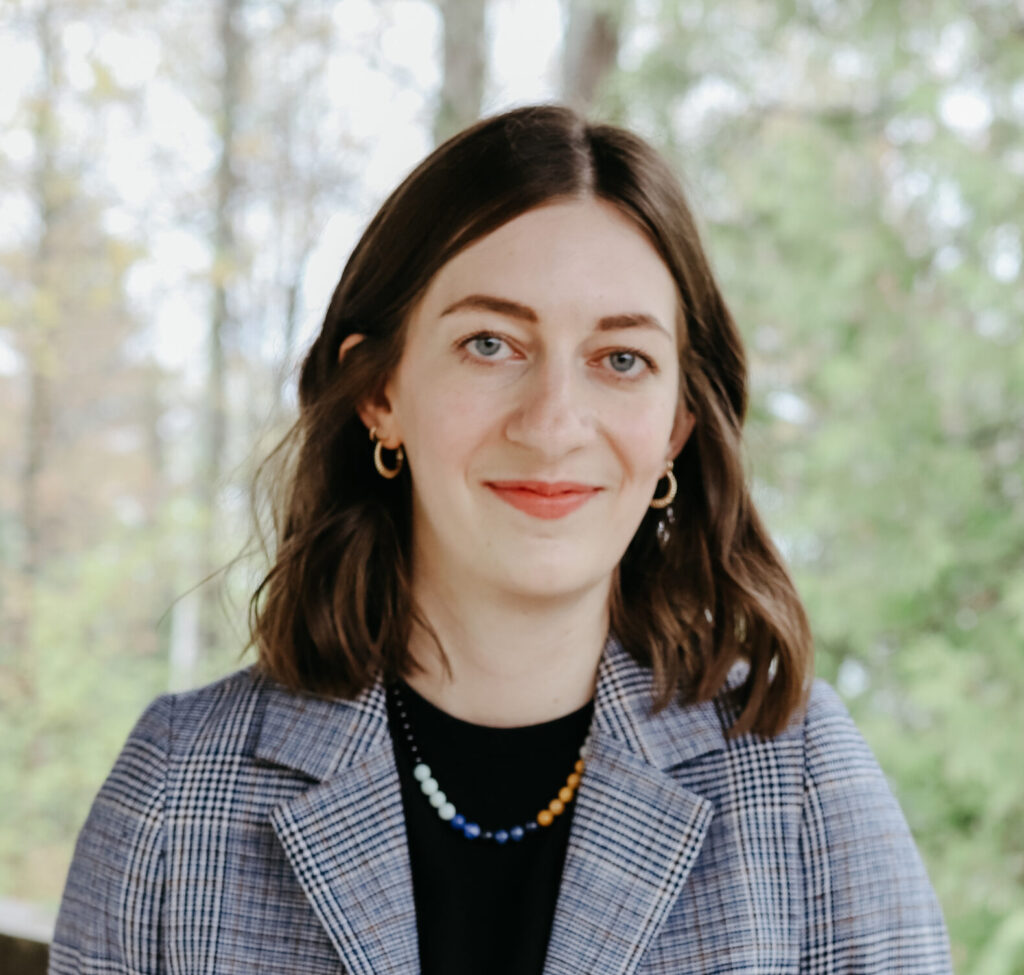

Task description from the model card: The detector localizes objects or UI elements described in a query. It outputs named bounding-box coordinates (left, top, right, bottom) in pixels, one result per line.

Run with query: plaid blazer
left=51, top=636, right=952, bottom=974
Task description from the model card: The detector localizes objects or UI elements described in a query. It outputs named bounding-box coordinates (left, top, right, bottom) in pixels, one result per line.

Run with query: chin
left=486, top=558, right=612, bottom=603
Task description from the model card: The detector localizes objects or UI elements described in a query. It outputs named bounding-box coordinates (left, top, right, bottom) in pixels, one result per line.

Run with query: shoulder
left=51, top=667, right=276, bottom=970
left=717, top=670, right=894, bottom=785
left=795, top=672, right=912, bottom=834
left=83, top=667, right=267, bottom=828
left=792, top=676, right=926, bottom=847
left=168, top=665, right=267, bottom=755
left=797, top=676, right=913, bottom=828
left=801, top=676, right=881, bottom=778
left=120, top=665, right=265, bottom=760
left=794, top=677, right=953, bottom=971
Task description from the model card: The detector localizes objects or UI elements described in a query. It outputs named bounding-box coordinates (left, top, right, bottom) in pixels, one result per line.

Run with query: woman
left=51, top=104, right=952, bottom=974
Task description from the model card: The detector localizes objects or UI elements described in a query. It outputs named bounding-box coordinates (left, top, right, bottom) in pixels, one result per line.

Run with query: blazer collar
left=254, top=632, right=736, bottom=780
left=258, top=634, right=740, bottom=975
left=254, top=668, right=390, bottom=780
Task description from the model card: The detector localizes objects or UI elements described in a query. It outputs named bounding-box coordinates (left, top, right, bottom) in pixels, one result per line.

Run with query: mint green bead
left=413, top=763, right=431, bottom=782
left=421, top=777, right=439, bottom=796
left=429, top=790, right=447, bottom=808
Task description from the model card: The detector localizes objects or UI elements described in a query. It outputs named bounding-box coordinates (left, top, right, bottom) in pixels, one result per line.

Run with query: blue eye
left=609, top=351, right=638, bottom=373
left=471, top=335, right=504, bottom=357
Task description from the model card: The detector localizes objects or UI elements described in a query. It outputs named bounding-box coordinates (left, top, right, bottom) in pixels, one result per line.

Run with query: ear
left=668, top=402, right=696, bottom=460
left=338, top=333, right=366, bottom=363
left=338, top=332, right=402, bottom=447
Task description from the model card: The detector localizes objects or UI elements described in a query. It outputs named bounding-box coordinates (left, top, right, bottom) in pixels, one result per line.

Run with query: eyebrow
left=439, top=293, right=671, bottom=338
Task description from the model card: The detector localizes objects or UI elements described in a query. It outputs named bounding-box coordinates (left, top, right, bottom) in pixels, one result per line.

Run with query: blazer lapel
left=258, top=679, right=420, bottom=975
left=542, top=637, right=730, bottom=975
left=255, top=636, right=735, bottom=975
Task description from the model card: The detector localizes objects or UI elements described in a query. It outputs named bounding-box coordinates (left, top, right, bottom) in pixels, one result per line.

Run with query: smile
left=484, top=481, right=602, bottom=520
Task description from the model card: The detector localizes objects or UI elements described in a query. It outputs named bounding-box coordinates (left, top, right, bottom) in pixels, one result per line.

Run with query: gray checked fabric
left=50, top=635, right=953, bottom=974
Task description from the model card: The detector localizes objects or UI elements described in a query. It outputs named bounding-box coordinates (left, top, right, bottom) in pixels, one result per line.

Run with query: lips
left=484, top=480, right=602, bottom=520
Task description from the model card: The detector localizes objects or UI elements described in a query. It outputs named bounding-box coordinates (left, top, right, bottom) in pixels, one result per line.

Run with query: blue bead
left=494, top=830, right=509, bottom=844
left=509, top=826, right=524, bottom=841
left=451, top=814, right=465, bottom=830
left=463, top=822, right=481, bottom=839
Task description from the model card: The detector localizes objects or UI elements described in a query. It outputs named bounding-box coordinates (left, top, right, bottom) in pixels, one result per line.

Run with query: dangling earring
left=370, top=426, right=404, bottom=479
left=650, top=460, right=676, bottom=509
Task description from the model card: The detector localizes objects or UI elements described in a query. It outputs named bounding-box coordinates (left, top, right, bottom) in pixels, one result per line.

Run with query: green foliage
left=1, top=4, right=1021, bottom=972
left=611, top=1, right=1024, bottom=970
left=0, top=509, right=247, bottom=903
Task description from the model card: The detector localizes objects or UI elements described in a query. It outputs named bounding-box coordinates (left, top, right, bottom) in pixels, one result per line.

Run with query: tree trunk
left=196, top=0, right=246, bottom=673
left=13, top=3, right=60, bottom=661
left=432, top=0, right=489, bottom=145
left=560, top=0, right=622, bottom=113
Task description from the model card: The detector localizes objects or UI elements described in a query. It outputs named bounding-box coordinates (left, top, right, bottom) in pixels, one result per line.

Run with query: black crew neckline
left=387, top=680, right=590, bottom=974
left=393, top=677, right=595, bottom=739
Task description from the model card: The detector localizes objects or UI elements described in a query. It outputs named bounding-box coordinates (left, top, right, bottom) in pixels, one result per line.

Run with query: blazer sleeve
left=798, top=678, right=953, bottom=974
left=49, top=694, right=171, bottom=975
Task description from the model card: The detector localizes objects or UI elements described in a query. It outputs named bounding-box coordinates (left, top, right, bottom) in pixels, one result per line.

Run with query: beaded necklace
left=389, top=680, right=593, bottom=844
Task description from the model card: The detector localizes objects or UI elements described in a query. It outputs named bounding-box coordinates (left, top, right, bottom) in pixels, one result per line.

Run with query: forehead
left=411, top=198, right=680, bottom=335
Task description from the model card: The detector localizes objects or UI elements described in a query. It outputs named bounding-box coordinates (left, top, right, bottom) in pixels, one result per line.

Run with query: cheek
left=400, top=376, right=493, bottom=479
left=608, top=397, right=678, bottom=482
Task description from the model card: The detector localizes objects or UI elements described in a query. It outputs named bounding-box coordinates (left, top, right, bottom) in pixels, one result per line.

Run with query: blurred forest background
left=1, top=0, right=1022, bottom=970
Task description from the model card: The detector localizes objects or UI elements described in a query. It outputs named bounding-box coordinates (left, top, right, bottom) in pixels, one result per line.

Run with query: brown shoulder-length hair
left=247, top=103, right=813, bottom=739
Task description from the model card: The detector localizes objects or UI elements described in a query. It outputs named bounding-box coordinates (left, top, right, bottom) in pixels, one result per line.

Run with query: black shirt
left=386, top=678, right=595, bottom=975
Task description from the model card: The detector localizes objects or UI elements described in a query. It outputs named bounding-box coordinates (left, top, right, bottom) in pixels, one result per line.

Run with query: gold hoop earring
left=369, top=426, right=404, bottom=479
left=650, top=461, right=676, bottom=509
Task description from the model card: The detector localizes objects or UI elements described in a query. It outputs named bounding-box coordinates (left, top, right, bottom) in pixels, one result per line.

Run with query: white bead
left=421, top=777, right=439, bottom=796
left=438, top=802, right=456, bottom=820
left=429, top=790, right=447, bottom=808
left=413, top=763, right=431, bottom=782
left=579, top=743, right=589, bottom=758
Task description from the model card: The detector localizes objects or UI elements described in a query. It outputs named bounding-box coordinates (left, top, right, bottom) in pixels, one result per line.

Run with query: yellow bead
left=537, top=809, right=554, bottom=827
left=558, top=786, right=573, bottom=803
left=549, top=798, right=565, bottom=815
left=567, top=772, right=581, bottom=789
left=574, top=759, right=585, bottom=774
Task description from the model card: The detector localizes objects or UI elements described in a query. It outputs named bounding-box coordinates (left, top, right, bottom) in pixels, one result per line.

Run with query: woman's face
left=365, top=197, right=695, bottom=602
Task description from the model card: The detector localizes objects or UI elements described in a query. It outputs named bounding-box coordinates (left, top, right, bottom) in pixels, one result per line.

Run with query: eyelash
left=456, top=331, right=658, bottom=378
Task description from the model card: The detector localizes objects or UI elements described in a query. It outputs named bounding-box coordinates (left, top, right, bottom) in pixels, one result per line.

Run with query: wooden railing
left=0, top=900, right=54, bottom=975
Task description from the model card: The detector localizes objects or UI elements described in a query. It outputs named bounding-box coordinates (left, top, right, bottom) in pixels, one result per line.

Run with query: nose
left=503, top=352, right=595, bottom=459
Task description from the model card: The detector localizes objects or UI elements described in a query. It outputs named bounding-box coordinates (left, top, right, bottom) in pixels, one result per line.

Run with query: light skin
left=339, top=197, right=695, bottom=727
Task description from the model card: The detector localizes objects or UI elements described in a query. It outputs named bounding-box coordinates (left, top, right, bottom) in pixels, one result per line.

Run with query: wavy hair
left=247, top=104, right=813, bottom=738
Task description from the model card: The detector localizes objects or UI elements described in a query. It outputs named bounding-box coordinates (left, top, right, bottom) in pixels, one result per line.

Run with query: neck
left=402, top=570, right=611, bottom=728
